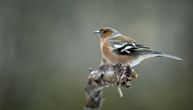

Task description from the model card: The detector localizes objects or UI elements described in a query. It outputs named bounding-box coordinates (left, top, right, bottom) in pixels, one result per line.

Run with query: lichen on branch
left=84, top=64, right=137, bottom=110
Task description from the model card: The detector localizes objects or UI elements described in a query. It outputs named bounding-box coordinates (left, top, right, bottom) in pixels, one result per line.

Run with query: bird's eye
left=103, top=30, right=107, bottom=33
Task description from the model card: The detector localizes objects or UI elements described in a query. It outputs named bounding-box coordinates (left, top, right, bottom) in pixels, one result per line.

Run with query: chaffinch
left=94, top=27, right=182, bottom=68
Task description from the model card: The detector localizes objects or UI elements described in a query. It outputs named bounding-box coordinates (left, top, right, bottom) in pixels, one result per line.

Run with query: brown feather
left=101, top=39, right=136, bottom=65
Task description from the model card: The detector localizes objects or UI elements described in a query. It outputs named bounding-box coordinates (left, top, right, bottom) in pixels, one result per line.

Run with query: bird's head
left=94, top=27, right=121, bottom=40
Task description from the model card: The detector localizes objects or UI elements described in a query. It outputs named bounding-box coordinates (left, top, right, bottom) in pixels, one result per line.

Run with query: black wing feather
left=113, top=43, right=151, bottom=56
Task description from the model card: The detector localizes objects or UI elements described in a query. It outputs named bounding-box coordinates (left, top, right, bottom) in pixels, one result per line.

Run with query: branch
left=84, top=64, right=138, bottom=110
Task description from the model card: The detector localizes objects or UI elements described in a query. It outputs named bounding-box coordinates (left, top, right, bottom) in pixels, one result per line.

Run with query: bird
left=94, top=27, right=183, bottom=68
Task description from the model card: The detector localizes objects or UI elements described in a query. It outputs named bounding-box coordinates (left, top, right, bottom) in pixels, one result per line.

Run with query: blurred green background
left=0, top=0, right=193, bottom=110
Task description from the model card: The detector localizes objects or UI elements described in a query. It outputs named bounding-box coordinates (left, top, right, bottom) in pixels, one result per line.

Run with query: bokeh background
left=0, top=0, right=193, bottom=110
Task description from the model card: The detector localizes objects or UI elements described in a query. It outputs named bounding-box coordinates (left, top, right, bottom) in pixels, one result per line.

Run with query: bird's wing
left=108, top=35, right=151, bottom=56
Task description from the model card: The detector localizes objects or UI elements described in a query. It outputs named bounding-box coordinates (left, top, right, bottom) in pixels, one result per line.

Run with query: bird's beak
left=94, top=30, right=100, bottom=36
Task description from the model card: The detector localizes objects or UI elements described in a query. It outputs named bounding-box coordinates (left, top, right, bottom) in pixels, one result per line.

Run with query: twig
left=84, top=64, right=137, bottom=110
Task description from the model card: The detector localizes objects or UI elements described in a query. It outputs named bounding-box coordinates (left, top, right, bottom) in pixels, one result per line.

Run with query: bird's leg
left=100, top=57, right=107, bottom=66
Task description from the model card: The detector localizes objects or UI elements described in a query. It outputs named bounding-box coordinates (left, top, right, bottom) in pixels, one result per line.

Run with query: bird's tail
left=147, top=50, right=183, bottom=60
left=159, top=53, right=183, bottom=60
left=129, top=50, right=183, bottom=67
